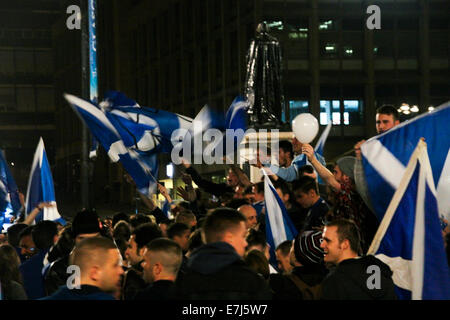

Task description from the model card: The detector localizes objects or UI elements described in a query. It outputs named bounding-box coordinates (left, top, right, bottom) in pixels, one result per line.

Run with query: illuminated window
left=283, top=100, right=309, bottom=122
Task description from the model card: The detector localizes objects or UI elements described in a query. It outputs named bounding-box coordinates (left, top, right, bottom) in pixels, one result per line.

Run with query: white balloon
left=292, top=113, right=319, bottom=144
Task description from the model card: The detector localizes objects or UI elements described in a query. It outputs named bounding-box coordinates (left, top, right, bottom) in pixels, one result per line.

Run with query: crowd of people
left=0, top=105, right=449, bottom=300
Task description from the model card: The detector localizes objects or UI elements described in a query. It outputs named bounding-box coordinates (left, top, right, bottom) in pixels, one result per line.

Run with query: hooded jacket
left=321, top=255, right=397, bottom=300
left=176, top=242, right=272, bottom=300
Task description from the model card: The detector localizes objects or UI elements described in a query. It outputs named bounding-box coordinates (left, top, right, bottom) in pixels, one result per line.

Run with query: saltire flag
left=263, top=170, right=298, bottom=267
left=64, top=93, right=160, bottom=196
left=0, top=150, right=21, bottom=231
left=367, top=139, right=450, bottom=300
left=314, top=121, right=332, bottom=157
left=361, top=101, right=450, bottom=222
left=25, top=138, right=65, bottom=225
left=175, top=95, right=249, bottom=164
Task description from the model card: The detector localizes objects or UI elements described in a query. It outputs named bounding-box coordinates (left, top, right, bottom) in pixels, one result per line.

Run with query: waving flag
left=367, top=139, right=450, bottom=300
left=361, top=101, right=450, bottom=222
left=314, top=122, right=332, bottom=157
left=263, top=171, right=298, bottom=266
left=25, top=138, right=65, bottom=225
left=64, top=93, right=160, bottom=196
left=0, top=151, right=21, bottom=232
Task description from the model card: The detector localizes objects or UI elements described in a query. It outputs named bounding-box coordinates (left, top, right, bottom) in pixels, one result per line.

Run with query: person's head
left=275, top=240, right=293, bottom=274
left=291, top=230, right=324, bottom=267
left=6, top=223, right=28, bottom=248
left=244, top=249, right=270, bottom=279
left=245, top=229, right=270, bottom=260
left=226, top=168, right=239, bottom=187
left=47, top=224, right=75, bottom=263
left=167, top=222, right=191, bottom=251
left=237, top=205, right=258, bottom=230
left=141, top=238, right=182, bottom=284
left=129, top=214, right=152, bottom=231
left=113, top=220, right=131, bottom=242
left=112, top=212, right=130, bottom=228
left=243, top=185, right=256, bottom=204
left=252, top=182, right=265, bottom=202
left=175, top=210, right=197, bottom=229
left=71, top=210, right=102, bottom=244
left=186, top=228, right=204, bottom=257
left=298, top=165, right=317, bottom=180
left=69, top=237, right=124, bottom=294
left=334, top=156, right=356, bottom=185
left=291, top=134, right=303, bottom=154
left=32, top=220, right=58, bottom=251
left=278, top=140, right=293, bottom=167
left=292, top=176, right=320, bottom=208
left=320, top=219, right=361, bottom=265
left=19, top=226, right=36, bottom=259
left=273, top=179, right=291, bottom=207
left=202, top=208, right=248, bottom=257
left=376, top=105, right=400, bottom=134
left=125, top=223, right=162, bottom=266
left=0, top=244, right=22, bottom=285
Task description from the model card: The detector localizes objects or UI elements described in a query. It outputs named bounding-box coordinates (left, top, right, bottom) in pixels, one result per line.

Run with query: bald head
left=238, top=205, right=258, bottom=229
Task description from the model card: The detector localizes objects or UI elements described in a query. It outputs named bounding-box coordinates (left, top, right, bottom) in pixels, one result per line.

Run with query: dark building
left=50, top=0, right=449, bottom=209
left=0, top=0, right=61, bottom=191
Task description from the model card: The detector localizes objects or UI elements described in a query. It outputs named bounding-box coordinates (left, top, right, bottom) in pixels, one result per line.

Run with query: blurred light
left=403, top=110, right=411, bottom=115
left=428, top=106, right=435, bottom=112
left=397, top=108, right=402, bottom=113
left=166, top=163, right=174, bottom=178
left=400, top=103, right=410, bottom=111
left=325, top=45, right=336, bottom=52
left=10, top=162, right=14, bottom=166
left=410, top=105, right=419, bottom=113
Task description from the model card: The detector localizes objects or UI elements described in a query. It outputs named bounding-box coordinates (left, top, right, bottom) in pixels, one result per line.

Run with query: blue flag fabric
left=64, top=93, right=160, bottom=196
left=367, top=140, right=450, bottom=300
left=25, top=138, right=65, bottom=225
left=361, top=101, right=450, bottom=222
left=0, top=150, right=21, bottom=231
left=263, top=172, right=298, bottom=267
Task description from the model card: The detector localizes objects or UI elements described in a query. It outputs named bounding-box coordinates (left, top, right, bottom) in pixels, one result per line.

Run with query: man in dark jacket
left=320, top=219, right=397, bottom=300
left=20, top=220, right=58, bottom=299
left=134, top=238, right=182, bottom=300
left=176, top=207, right=272, bottom=300
left=42, top=237, right=123, bottom=300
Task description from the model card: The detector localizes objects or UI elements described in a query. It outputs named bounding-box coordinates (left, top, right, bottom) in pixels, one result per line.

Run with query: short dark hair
left=298, top=164, right=314, bottom=176
left=279, top=140, right=293, bottom=159
left=253, top=181, right=264, bottom=194
left=325, top=219, right=362, bottom=254
left=129, top=214, right=152, bottom=230
left=145, top=238, right=183, bottom=276
left=32, top=221, right=58, bottom=250
left=292, top=176, right=319, bottom=194
left=132, top=223, right=162, bottom=250
left=276, top=240, right=292, bottom=256
left=376, top=104, right=399, bottom=122
left=19, top=225, right=34, bottom=240
left=246, top=229, right=267, bottom=250
left=112, top=212, right=129, bottom=227
left=175, top=210, right=196, bottom=227
left=70, top=237, right=117, bottom=272
left=202, top=208, right=246, bottom=243
left=7, top=223, right=28, bottom=247
left=272, top=179, right=291, bottom=196
left=113, top=220, right=131, bottom=241
left=167, top=222, right=190, bottom=239
left=187, top=228, right=204, bottom=253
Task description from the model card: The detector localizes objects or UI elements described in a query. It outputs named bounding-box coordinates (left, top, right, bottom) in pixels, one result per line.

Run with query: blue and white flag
left=314, top=122, right=332, bottom=157
left=361, top=101, right=450, bottom=222
left=263, top=171, right=298, bottom=266
left=25, top=138, right=65, bottom=225
left=64, top=93, right=160, bottom=196
left=367, top=139, right=450, bottom=300
left=0, top=150, right=21, bottom=231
